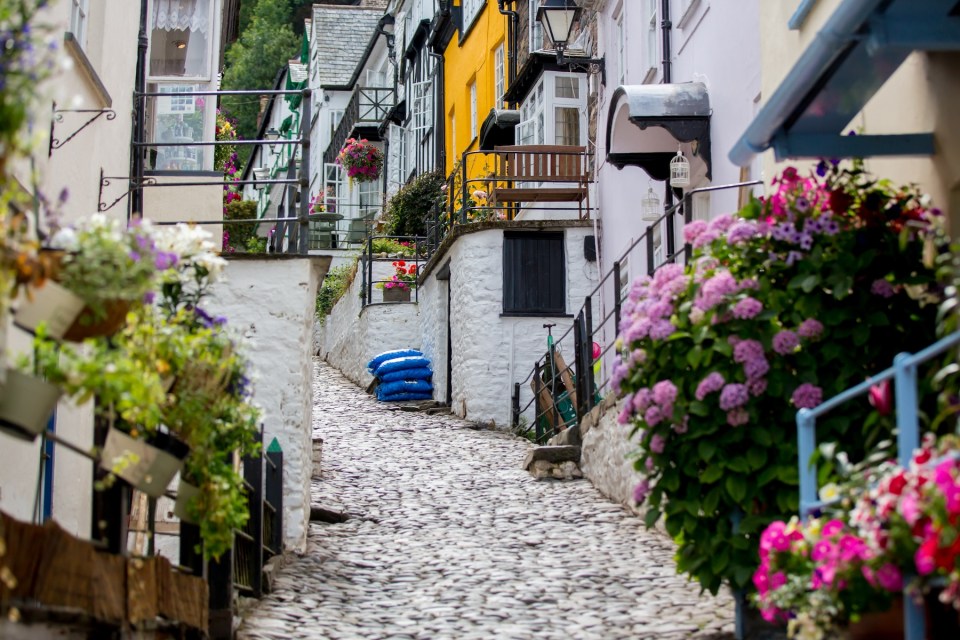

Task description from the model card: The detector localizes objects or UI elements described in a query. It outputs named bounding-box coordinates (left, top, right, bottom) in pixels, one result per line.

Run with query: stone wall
left=208, top=256, right=328, bottom=552
left=579, top=399, right=645, bottom=515
left=316, top=258, right=422, bottom=389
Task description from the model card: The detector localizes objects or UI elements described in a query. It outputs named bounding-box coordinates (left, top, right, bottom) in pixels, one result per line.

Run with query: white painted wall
left=580, top=400, right=645, bottom=516
left=207, top=256, right=328, bottom=552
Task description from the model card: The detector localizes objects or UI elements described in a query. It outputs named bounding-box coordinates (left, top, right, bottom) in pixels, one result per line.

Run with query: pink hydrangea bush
left=614, top=162, right=945, bottom=594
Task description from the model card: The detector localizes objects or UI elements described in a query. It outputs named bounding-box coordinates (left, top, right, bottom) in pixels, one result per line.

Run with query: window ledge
left=64, top=32, right=111, bottom=108
left=500, top=312, right=574, bottom=318
left=459, top=3, right=487, bottom=43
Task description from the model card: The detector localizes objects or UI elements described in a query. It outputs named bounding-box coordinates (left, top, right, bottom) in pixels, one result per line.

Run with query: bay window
left=149, top=0, right=213, bottom=81
left=518, top=73, right=586, bottom=148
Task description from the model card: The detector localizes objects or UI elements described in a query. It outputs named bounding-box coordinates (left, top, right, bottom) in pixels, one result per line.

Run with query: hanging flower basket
left=13, top=280, right=86, bottom=340
left=100, top=428, right=188, bottom=498
left=336, top=138, right=383, bottom=183
left=0, top=369, right=62, bottom=442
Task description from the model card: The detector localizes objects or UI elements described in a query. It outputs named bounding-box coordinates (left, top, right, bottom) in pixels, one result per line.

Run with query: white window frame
left=517, top=72, right=587, bottom=148
left=324, top=162, right=345, bottom=214
left=70, top=0, right=89, bottom=48
left=494, top=43, right=506, bottom=109
left=652, top=222, right=664, bottom=268
left=469, top=81, right=478, bottom=141
left=147, top=0, right=216, bottom=82
left=358, top=180, right=380, bottom=218
left=644, top=0, right=659, bottom=82
left=529, top=0, right=544, bottom=51
left=615, top=8, right=626, bottom=86
left=366, top=69, right=387, bottom=87
left=329, top=109, right=344, bottom=140
left=462, top=0, right=484, bottom=29
left=411, top=80, right=432, bottom=136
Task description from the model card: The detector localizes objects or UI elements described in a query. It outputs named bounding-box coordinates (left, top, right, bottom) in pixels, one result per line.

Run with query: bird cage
left=669, top=146, right=690, bottom=188
left=641, top=187, right=661, bottom=221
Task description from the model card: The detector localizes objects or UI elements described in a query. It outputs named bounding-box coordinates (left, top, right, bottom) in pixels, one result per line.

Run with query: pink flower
left=821, top=519, right=844, bottom=537
left=874, top=563, right=902, bottom=591
left=633, top=479, right=651, bottom=504
left=672, top=415, right=689, bottom=434
left=683, top=220, right=708, bottom=244
left=726, top=407, right=749, bottom=426
left=695, top=372, right=725, bottom=400
left=733, top=339, right=764, bottom=364
left=798, top=318, right=824, bottom=339
left=868, top=379, right=892, bottom=416
left=652, top=380, right=678, bottom=406
left=772, top=330, right=800, bottom=355
left=644, top=405, right=664, bottom=427
left=732, top=297, right=763, bottom=319
left=649, top=433, right=666, bottom=453
left=871, top=279, right=897, bottom=298
left=719, top=383, right=749, bottom=410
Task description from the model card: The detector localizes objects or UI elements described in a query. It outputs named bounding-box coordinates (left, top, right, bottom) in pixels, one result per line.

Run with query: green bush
left=370, top=237, right=421, bottom=256
left=316, top=261, right=358, bottom=321
left=385, top=170, right=445, bottom=238
left=223, top=200, right=259, bottom=253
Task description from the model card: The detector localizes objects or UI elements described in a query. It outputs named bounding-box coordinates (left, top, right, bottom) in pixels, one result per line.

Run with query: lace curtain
left=153, top=0, right=210, bottom=34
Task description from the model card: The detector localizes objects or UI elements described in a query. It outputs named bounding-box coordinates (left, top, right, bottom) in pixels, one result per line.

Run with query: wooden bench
left=488, top=145, right=589, bottom=218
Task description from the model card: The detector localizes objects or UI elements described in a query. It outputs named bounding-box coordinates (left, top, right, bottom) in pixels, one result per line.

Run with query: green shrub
left=316, top=261, right=358, bottom=321
left=385, top=170, right=445, bottom=237
left=370, top=237, right=420, bottom=256
left=223, top=200, right=259, bottom=253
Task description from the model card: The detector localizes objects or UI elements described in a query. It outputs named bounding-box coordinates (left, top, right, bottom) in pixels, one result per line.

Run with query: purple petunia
left=792, top=383, right=823, bottom=409
left=695, top=372, right=725, bottom=401
left=733, top=297, right=763, bottom=320
left=772, top=330, right=800, bottom=355
left=719, top=383, right=749, bottom=411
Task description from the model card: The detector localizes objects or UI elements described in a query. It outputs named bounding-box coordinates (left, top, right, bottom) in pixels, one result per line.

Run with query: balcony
left=324, top=86, right=395, bottom=165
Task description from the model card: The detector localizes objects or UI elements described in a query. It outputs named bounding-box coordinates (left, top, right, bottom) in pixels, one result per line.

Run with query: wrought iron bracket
left=98, top=168, right=156, bottom=212
left=49, top=105, right=116, bottom=156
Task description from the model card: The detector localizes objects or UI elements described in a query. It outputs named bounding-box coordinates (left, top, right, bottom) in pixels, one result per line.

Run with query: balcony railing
left=324, top=86, right=395, bottom=165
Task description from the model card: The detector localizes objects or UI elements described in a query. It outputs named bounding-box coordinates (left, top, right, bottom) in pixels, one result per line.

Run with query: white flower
left=49, top=227, right=78, bottom=251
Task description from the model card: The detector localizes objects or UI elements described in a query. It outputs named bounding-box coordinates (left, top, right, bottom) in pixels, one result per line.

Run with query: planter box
left=383, top=287, right=412, bottom=302
left=0, top=370, right=62, bottom=442
left=100, top=429, right=187, bottom=498
left=13, top=280, right=131, bottom=342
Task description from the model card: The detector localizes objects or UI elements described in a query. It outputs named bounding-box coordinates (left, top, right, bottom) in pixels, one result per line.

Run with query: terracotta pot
left=0, top=369, right=62, bottom=442
left=383, top=286, right=412, bottom=302
left=13, top=280, right=86, bottom=339
left=62, top=298, right=131, bottom=342
left=848, top=603, right=905, bottom=640
left=173, top=479, right=200, bottom=523
left=100, top=428, right=187, bottom=498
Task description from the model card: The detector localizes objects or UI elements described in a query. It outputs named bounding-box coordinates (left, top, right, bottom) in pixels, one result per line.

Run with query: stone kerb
left=209, top=256, right=328, bottom=552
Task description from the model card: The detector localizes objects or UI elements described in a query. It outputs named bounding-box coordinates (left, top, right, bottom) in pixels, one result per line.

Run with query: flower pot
left=174, top=479, right=200, bottom=523
left=848, top=603, right=904, bottom=640
left=13, top=280, right=86, bottom=340
left=0, top=369, right=62, bottom=442
left=62, top=298, right=131, bottom=342
left=383, top=287, right=411, bottom=302
left=100, top=428, right=187, bottom=498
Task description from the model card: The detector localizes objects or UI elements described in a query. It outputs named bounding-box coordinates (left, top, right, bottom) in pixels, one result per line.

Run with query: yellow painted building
left=442, top=1, right=508, bottom=179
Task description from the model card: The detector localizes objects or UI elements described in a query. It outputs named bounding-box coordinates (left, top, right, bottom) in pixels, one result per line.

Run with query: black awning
left=605, top=82, right=712, bottom=182
left=479, top=109, right=519, bottom=151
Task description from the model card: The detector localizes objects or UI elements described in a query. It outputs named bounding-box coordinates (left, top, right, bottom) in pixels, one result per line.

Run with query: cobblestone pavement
left=237, top=360, right=734, bottom=640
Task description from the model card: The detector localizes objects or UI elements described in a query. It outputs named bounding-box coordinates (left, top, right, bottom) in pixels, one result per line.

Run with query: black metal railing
left=359, top=234, right=428, bottom=307
left=510, top=181, right=763, bottom=443
left=324, top=86, right=396, bottom=165
left=131, top=87, right=313, bottom=255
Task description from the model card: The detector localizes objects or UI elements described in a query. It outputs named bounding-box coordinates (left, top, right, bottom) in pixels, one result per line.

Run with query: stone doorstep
left=521, top=445, right=581, bottom=470
left=547, top=424, right=581, bottom=447
left=309, top=504, right=349, bottom=523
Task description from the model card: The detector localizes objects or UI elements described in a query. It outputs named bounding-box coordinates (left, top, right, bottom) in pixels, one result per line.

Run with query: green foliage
left=385, top=170, right=446, bottom=237
left=316, top=261, right=357, bottom=321
left=617, top=162, right=946, bottom=594
left=223, top=200, right=259, bottom=253
left=370, top=237, right=420, bottom=256
left=245, top=236, right=267, bottom=253
left=220, top=0, right=299, bottom=142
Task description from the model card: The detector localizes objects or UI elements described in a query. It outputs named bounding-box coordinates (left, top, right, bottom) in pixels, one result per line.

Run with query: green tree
left=220, top=0, right=299, bottom=143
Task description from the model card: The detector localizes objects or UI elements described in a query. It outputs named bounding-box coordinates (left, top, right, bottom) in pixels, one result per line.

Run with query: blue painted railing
left=795, top=329, right=960, bottom=640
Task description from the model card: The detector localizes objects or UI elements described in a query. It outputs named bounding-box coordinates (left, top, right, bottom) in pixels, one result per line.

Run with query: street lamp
left=264, top=127, right=280, bottom=153
left=376, top=14, right=397, bottom=66
left=252, top=168, right=270, bottom=188
left=537, top=0, right=582, bottom=66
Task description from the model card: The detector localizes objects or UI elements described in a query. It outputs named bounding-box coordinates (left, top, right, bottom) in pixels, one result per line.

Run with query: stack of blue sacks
left=367, top=349, right=434, bottom=402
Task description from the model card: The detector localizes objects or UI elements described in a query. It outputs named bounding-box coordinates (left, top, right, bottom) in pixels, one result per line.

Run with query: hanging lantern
left=641, top=187, right=661, bottom=221
left=670, top=145, right=690, bottom=188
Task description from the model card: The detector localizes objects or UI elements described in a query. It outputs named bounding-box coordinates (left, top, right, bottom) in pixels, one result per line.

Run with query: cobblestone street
left=237, top=360, right=734, bottom=640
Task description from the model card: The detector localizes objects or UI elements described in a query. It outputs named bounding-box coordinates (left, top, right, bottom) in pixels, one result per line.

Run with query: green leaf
left=698, top=440, right=717, bottom=462
left=853, top=323, right=870, bottom=346
left=747, top=447, right=768, bottom=470
left=750, top=427, right=773, bottom=447
left=665, top=513, right=683, bottom=538
left=757, top=465, right=779, bottom=487
left=702, top=487, right=721, bottom=514
left=644, top=508, right=661, bottom=529
left=777, top=465, right=799, bottom=485
left=701, top=464, right=724, bottom=484
left=687, top=346, right=703, bottom=368
left=710, top=548, right=730, bottom=574
left=689, top=400, right=710, bottom=417
left=801, top=274, right=820, bottom=293
left=713, top=340, right=733, bottom=357
left=726, top=475, right=747, bottom=502
left=726, top=457, right=750, bottom=473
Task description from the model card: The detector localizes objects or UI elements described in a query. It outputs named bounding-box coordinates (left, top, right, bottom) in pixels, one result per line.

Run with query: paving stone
left=236, top=359, right=735, bottom=639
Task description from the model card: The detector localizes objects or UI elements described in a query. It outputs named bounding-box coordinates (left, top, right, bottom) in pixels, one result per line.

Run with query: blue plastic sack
left=378, top=391, right=434, bottom=402
left=379, top=367, right=433, bottom=383
left=367, top=349, right=422, bottom=372
left=378, top=379, right=433, bottom=397
left=375, top=356, right=431, bottom=377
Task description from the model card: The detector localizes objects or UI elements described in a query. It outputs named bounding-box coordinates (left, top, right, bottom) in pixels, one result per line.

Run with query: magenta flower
left=644, top=405, right=664, bottom=426
left=682, top=220, right=708, bottom=244
left=733, top=339, right=764, bottom=364
left=772, top=330, right=800, bottom=355
left=633, top=479, right=651, bottom=504
left=695, top=372, right=725, bottom=401
left=798, top=318, right=824, bottom=339
left=732, top=297, right=763, bottom=319
left=652, top=380, right=678, bottom=406
left=649, top=433, right=666, bottom=453
left=719, top=383, right=749, bottom=410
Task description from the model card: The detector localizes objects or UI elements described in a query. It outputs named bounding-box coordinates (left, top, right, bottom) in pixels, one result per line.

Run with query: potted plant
left=615, top=161, right=946, bottom=596
left=0, top=367, right=61, bottom=442
left=15, top=215, right=162, bottom=341
left=378, top=260, right=417, bottom=302
left=336, top=138, right=383, bottom=184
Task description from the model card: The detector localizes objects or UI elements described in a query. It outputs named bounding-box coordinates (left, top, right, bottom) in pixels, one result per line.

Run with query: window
left=469, top=81, right=478, bottom=141
left=358, top=180, right=380, bottom=218
left=494, top=43, right=506, bottom=109
left=411, top=80, right=432, bottom=135
left=518, top=79, right=544, bottom=145
left=644, top=0, right=658, bottom=79
left=462, top=0, right=484, bottom=29
left=616, top=9, right=626, bottom=85
left=518, top=73, right=585, bottom=147
left=618, top=254, right=630, bottom=304
left=329, top=109, right=344, bottom=140
left=529, top=0, right=544, bottom=51
left=503, top=232, right=566, bottom=315
left=388, top=124, right=406, bottom=189
left=149, top=0, right=213, bottom=80
left=149, top=84, right=207, bottom=171
left=324, top=163, right=344, bottom=214
left=652, top=223, right=664, bottom=268
left=70, top=0, right=89, bottom=47
left=554, top=107, right=580, bottom=145
left=366, top=69, right=387, bottom=87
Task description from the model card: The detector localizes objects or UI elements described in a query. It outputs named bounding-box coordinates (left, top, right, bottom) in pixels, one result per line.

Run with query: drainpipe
left=497, top=0, right=519, bottom=98
left=130, top=0, right=148, bottom=221
left=428, top=49, right=445, bottom=171
left=660, top=0, right=672, bottom=83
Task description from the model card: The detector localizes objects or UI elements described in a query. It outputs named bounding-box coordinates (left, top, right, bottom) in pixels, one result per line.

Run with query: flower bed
left=614, top=161, right=946, bottom=594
